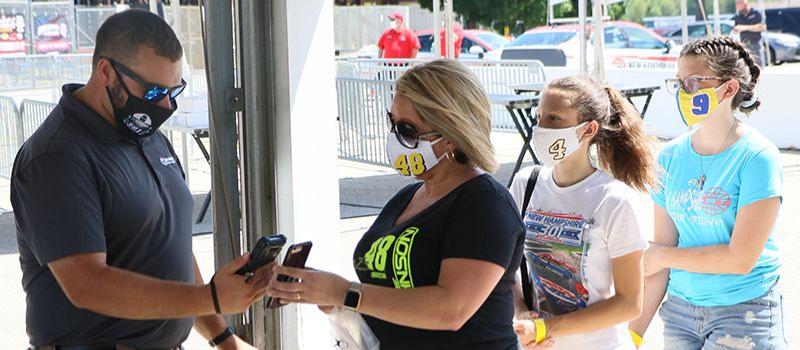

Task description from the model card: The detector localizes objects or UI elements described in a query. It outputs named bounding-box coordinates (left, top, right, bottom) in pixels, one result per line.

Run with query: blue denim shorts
left=659, top=281, right=788, bottom=349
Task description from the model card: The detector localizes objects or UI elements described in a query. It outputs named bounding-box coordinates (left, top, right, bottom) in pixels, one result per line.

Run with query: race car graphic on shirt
left=522, top=210, right=591, bottom=317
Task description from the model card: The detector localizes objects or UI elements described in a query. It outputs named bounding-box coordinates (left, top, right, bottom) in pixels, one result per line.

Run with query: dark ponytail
left=681, top=36, right=761, bottom=115
left=547, top=76, right=658, bottom=192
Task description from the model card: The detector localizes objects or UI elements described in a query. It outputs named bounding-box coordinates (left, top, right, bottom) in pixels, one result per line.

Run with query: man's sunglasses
left=665, top=76, right=719, bottom=95
left=386, top=109, right=441, bottom=149
left=102, top=56, right=187, bottom=103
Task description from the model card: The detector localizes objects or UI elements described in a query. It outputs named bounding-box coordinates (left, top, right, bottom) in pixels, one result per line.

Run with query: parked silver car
left=658, top=21, right=800, bottom=65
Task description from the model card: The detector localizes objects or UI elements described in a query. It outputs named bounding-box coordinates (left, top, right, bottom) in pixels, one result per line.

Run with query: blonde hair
left=394, top=60, right=498, bottom=173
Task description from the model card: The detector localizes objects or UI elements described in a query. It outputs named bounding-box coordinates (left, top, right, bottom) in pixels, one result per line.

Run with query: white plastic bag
left=330, top=307, right=380, bottom=350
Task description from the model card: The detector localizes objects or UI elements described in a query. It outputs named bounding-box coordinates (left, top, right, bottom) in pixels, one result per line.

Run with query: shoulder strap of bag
left=519, top=165, right=541, bottom=311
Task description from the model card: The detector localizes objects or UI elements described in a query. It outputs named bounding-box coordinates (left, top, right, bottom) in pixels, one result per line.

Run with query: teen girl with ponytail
left=511, top=75, right=658, bottom=349
left=629, top=36, right=787, bottom=349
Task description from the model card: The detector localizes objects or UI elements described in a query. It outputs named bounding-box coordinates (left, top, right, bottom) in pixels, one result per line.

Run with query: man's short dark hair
left=92, top=9, right=183, bottom=68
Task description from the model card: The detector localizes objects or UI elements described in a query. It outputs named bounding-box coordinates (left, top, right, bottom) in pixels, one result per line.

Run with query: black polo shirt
left=735, top=7, right=765, bottom=44
left=11, top=84, right=195, bottom=348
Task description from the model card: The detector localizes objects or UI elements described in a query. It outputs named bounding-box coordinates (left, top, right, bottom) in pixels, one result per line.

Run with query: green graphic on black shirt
left=357, top=227, right=420, bottom=289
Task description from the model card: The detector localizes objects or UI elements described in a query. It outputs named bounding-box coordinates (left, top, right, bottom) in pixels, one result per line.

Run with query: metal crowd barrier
left=335, top=58, right=545, bottom=131
left=0, top=96, right=21, bottom=179
left=0, top=54, right=92, bottom=92
left=336, top=77, right=394, bottom=166
left=19, top=99, right=57, bottom=142
left=0, top=99, right=57, bottom=178
left=0, top=96, right=202, bottom=182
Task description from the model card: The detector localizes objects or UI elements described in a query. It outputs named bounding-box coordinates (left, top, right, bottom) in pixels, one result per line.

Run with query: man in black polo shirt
left=734, top=0, right=767, bottom=67
left=11, top=10, right=272, bottom=350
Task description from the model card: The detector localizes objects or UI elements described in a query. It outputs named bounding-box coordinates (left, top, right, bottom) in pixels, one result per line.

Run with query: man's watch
left=209, top=326, right=235, bottom=347
left=343, top=281, right=362, bottom=311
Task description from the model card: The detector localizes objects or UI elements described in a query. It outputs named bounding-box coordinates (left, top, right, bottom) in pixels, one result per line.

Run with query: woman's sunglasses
left=386, top=109, right=441, bottom=149
left=102, top=56, right=187, bottom=103
left=665, top=76, right=719, bottom=95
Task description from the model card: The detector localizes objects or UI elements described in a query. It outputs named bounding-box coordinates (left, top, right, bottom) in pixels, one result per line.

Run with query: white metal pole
left=758, top=0, right=769, bottom=65
left=681, top=0, right=689, bottom=44
left=548, top=0, right=554, bottom=25
left=579, top=0, right=588, bottom=75
left=171, top=0, right=181, bottom=33
left=433, top=0, right=441, bottom=57
left=445, top=0, right=454, bottom=59
left=593, top=0, right=605, bottom=81
left=713, top=0, right=721, bottom=35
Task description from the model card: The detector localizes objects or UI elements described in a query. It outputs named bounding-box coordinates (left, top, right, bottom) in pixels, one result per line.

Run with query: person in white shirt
left=511, top=75, right=658, bottom=350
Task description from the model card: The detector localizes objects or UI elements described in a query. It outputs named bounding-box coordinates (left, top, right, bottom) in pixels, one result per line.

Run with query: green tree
left=417, top=0, right=547, bottom=31
left=622, top=0, right=681, bottom=23
left=621, top=0, right=736, bottom=24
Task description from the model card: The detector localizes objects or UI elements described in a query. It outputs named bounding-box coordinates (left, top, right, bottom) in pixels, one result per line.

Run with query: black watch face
left=344, top=290, right=360, bottom=308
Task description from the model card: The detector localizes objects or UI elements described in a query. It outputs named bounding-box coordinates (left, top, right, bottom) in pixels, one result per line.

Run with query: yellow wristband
left=629, top=329, right=643, bottom=347
left=533, top=318, right=547, bottom=343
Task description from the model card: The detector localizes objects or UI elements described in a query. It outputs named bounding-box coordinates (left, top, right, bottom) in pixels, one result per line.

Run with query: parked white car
left=487, top=21, right=681, bottom=69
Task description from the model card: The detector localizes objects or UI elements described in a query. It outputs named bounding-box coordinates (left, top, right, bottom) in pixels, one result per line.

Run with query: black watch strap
left=209, top=326, right=235, bottom=347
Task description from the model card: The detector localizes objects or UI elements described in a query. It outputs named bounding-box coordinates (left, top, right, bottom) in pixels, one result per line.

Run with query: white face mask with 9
left=532, top=122, right=588, bottom=167
left=385, top=133, right=446, bottom=177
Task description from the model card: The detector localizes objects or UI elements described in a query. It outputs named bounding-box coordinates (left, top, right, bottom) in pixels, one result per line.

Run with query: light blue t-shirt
left=652, top=126, right=782, bottom=307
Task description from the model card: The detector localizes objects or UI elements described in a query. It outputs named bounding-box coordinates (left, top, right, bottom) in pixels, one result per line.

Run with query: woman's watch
left=343, top=281, right=362, bottom=311
left=209, top=326, right=235, bottom=347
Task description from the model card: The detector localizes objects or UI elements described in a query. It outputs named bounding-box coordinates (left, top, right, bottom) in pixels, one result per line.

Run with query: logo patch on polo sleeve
left=160, top=157, right=177, bottom=166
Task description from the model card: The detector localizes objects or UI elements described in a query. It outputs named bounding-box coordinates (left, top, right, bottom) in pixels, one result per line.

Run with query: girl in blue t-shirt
left=630, top=37, right=787, bottom=349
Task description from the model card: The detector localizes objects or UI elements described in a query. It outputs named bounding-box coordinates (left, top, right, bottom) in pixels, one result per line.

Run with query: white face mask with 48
left=385, top=133, right=446, bottom=177
left=532, top=122, right=588, bottom=167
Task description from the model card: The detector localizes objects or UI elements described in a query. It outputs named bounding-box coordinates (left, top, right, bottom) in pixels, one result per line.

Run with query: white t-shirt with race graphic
left=510, top=166, right=648, bottom=350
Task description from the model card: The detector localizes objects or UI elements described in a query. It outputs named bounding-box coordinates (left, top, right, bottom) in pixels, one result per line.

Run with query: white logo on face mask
left=532, top=122, right=588, bottom=167
left=131, top=113, right=152, bottom=128
left=385, top=134, right=446, bottom=177
left=125, top=113, right=153, bottom=135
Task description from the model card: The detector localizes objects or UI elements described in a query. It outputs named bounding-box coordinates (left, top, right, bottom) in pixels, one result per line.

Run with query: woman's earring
left=445, top=151, right=456, bottom=162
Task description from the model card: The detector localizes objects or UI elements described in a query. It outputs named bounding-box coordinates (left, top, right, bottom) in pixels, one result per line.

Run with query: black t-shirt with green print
left=352, top=174, right=525, bottom=350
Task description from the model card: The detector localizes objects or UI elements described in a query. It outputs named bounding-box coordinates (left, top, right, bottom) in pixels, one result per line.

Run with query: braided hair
left=680, top=36, right=761, bottom=115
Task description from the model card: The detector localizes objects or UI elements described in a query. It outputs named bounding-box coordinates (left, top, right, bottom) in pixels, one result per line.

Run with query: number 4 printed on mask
left=549, top=139, right=567, bottom=160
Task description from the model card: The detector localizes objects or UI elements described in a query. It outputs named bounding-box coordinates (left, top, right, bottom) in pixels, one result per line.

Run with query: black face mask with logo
left=106, top=79, right=177, bottom=140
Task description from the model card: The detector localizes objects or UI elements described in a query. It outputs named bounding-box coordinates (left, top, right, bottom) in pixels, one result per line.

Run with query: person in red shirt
left=377, top=12, right=420, bottom=59
left=439, top=23, right=464, bottom=58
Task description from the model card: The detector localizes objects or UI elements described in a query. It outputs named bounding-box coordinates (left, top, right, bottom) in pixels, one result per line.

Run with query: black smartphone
left=267, top=241, right=313, bottom=309
left=236, top=234, right=287, bottom=277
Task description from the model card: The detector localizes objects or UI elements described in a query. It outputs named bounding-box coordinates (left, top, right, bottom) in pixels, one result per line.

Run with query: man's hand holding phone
left=208, top=234, right=287, bottom=314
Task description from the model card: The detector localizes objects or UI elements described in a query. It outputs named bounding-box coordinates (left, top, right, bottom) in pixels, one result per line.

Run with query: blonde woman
left=267, top=60, right=525, bottom=349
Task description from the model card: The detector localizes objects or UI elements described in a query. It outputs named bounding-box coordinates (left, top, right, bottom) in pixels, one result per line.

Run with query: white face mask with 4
left=532, top=122, right=589, bottom=167
left=385, top=133, right=446, bottom=177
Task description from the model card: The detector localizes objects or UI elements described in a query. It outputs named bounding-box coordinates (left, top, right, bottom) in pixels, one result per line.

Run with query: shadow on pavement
left=339, top=161, right=534, bottom=219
